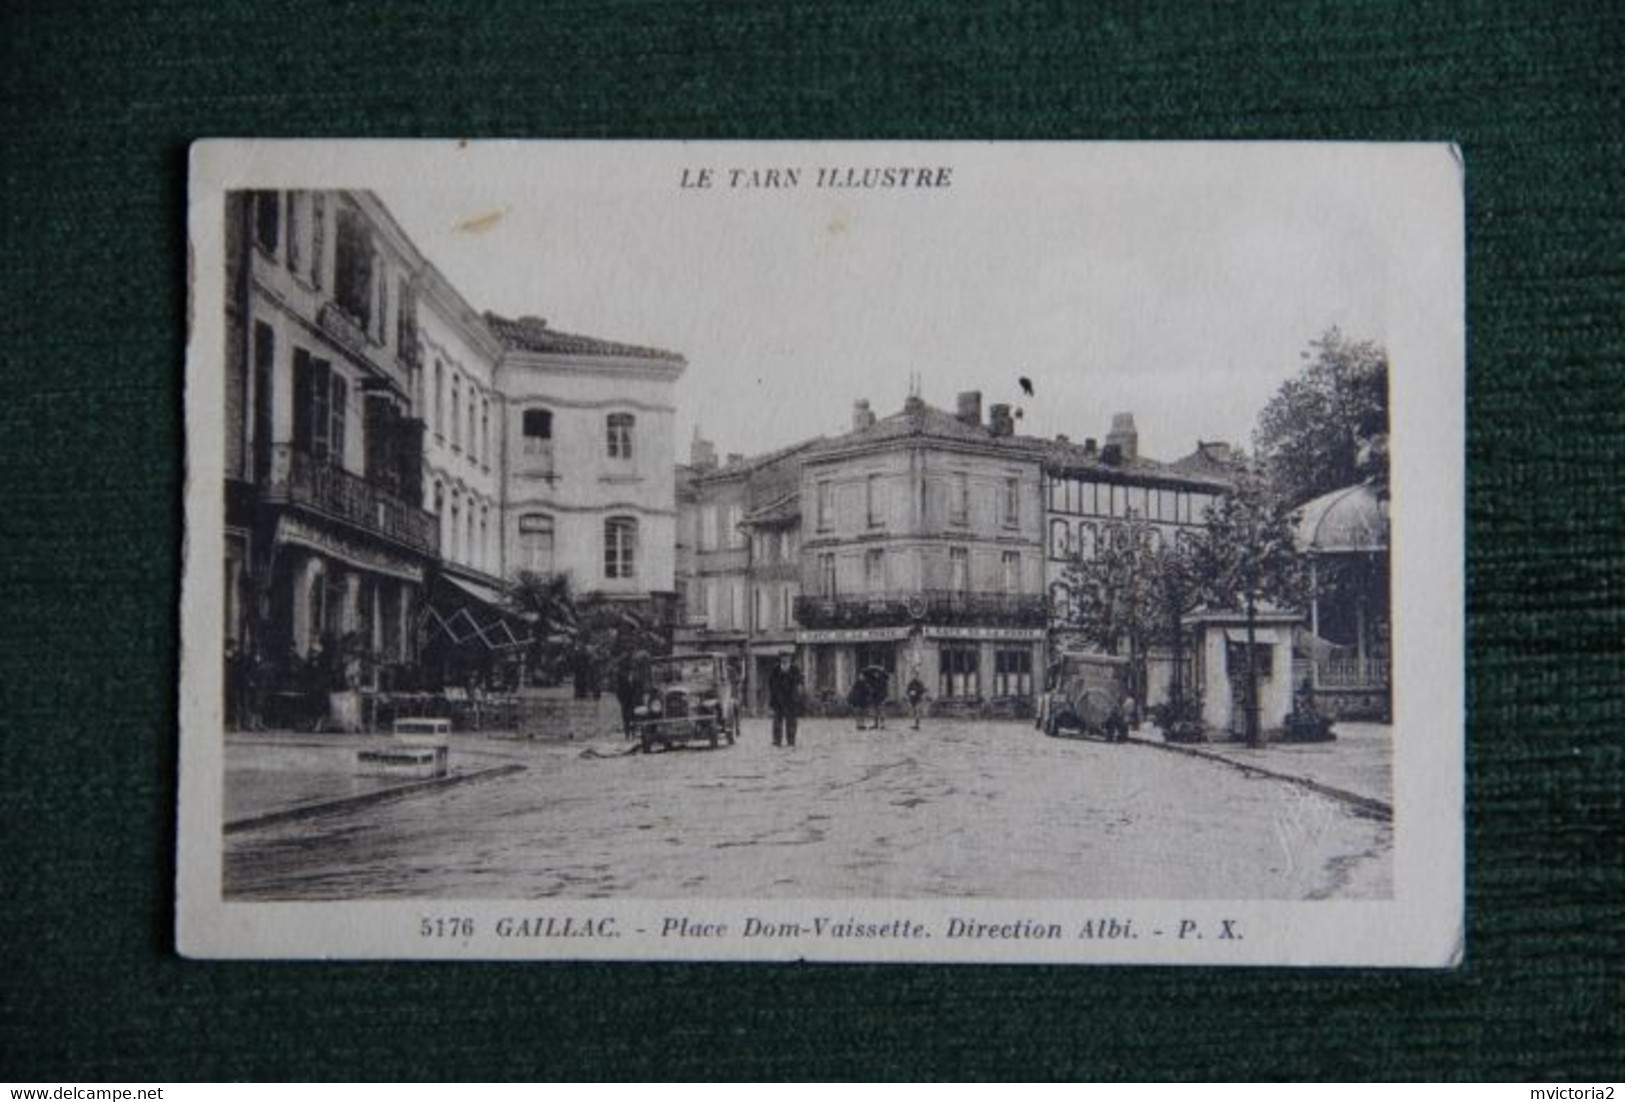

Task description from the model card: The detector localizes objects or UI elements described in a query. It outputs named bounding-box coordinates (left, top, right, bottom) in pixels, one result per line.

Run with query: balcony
left=262, top=444, right=439, bottom=557
left=794, top=590, right=1047, bottom=629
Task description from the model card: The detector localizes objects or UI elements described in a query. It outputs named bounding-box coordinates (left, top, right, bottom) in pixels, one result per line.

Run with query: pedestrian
left=768, top=653, right=803, bottom=747
left=613, top=659, right=641, bottom=736
left=905, top=669, right=928, bottom=730
left=861, top=664, right=891, bottom=730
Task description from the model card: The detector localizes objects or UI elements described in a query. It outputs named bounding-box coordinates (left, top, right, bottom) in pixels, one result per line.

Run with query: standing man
left=768, top=652, right=803, bottom=748
left=860, top=664, right=891, bottom=730
left=905, top=668, right=928, bottom=730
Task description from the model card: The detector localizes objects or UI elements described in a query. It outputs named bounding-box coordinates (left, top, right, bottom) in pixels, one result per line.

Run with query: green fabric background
left=1, top=0, right=1620, bottom=1082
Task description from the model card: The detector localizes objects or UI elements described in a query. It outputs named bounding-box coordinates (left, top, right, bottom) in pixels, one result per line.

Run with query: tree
left=507, top=571, right=582, bottom=687
left=1254, top=328, right=1389, bottom=508
left=1060, top=509, right=1204, bottom=708
left=1190, top=462, right=1307, bottom=745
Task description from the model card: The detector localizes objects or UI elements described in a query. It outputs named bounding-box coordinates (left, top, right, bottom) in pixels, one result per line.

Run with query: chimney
left=1101, top=443, right=1123, bottom=465
left=1055, top=434, right=1070, bottom=444
left=1204, top=441, right=1233, bottom=464
left=989, top=403, right=1014, bottom=437
left=726, top=452, right=745, bottom=467
left=1106, top=412, right=1138, bottom=462
left=956, top=390, right=983, bottom=427
left=690, top=432, right=718, bottom=470
left=1084, top=437, right=1098, bottom=456
left=852, top=399, right=876, bottom=432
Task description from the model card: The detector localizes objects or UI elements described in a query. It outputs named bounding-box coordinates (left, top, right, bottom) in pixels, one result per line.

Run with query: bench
left=391, top=717, right=450, bottom=770
left=355, top=746, right=448, bottom=779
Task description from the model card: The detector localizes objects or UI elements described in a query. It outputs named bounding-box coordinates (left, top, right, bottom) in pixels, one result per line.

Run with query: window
left=1147, top=527, right=1163, bottom=553
left=292, top=349, right=346, bottom=465
left=949, top=547, right=969, bottom=594
left=781, top=586, right=793, bottom=627
left=816, top=481, right=832, bottom=531
left=465, top=509, right=475, bottom=568
left=334, top=208, right=375, bottom=330
left=1002, top=551, right=1021, bottom=594
left=952, top=473, right=970, bottom=524
left=481, top=400, right=491, bottom=466
left=480, top=508, right=491, bottom=571
left=865, top=549, right=885, bottom=591
left=451, top=376, right=462, bottom=449
left=605, top=517, right=637, bottom=579
left=866, top=474, right=884, bottom=527
left=1078, top=522, right=1096, bottom=559
left=939, top=645, right=980, bottom=699
left=1050, top=518, right=1070, bottom=558
left=607, top=412, right=634, bottom=460
left=522, top=408, right=552, bottom=452
left=782, top=530, right=796, bottom=560
left=819, top=552, right=837, bottom=597
left=1003, top=477, right=1019, bottom=526
left=1048, top=478, right=1064, bottom=511
left=433, top=361, right=444, bottom=436
left=1050, top=583, right=1071, bottom=618
left=396, top=277, right=415, bottom=360
left=754, top=587, right=766, bottom=631
left=450, top=497, right=462, bottom=563
left=699, top=505, right=718, bottom=551
left=253, top=191, right=280, bottom=252
left=285, top=192, right=301, bottom=272
left=994, top=650, right=1032, bottom=697
left=466, top=388, right=476, bottom=458
left=726, top=503, right=744, bottom=548
left=310, top=193, right=325, bottom=288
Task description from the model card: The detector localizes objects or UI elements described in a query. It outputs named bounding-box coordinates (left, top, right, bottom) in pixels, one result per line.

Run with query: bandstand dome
left=1294, top=483, right=1388, bottom=554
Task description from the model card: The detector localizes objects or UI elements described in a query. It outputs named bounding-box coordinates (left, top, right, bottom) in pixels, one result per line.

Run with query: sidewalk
left=1132, top=722, right=1393, bottom=817
left=224, top=730, right=531, bottom=830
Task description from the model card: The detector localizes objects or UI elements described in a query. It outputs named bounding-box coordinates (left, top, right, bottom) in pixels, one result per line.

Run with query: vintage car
left=630, top=654, right=740, bottom=752
left=1037, top=652, right=1131, bottom=741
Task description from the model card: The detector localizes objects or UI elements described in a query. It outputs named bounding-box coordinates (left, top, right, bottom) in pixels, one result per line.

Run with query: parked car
left=630, top=654, right=740, bottom=752
left=1037, top=652, right=1130, bottom=741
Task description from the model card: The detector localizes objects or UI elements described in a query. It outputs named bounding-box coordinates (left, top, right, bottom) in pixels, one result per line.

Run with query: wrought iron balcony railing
left=794, top=590, right=1048, bottom=629
left=261, top=443, right=439, bottom=557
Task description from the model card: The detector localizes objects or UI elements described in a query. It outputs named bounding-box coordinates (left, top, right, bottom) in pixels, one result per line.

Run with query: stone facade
left=222, top=189, right=685, bottom=712
left=793, top=394, right=1048, bottom=717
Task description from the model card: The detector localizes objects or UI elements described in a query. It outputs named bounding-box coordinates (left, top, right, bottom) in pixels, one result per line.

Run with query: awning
left=420, top=573, right=533, bottom=651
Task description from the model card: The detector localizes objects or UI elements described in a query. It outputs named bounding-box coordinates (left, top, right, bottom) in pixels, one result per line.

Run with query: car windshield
left=651, top=658, right=717, bottom=685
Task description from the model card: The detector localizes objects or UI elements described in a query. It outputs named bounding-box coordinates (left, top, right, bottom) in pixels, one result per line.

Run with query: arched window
left=450, top=495, right=462, bottom=563
left=604, top=516, right=638, bottom=579
left=1077, top=522, right=1096, bottom=559
left=606, top=412, right=634, bottom=460
left=518, top=514, right=555, bottom=575
left=1146, top=527, right=1163, bottom=553
left=1049, top=518, right=1071, bottom=558
left=465, top=507, right=475, bottom=569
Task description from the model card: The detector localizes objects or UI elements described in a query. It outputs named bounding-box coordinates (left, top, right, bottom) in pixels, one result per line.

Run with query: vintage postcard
left=178, top=140, right=1463, bottom=964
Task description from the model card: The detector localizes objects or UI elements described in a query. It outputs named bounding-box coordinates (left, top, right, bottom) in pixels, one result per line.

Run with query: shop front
left=795, top=624, right=1042, bottom=718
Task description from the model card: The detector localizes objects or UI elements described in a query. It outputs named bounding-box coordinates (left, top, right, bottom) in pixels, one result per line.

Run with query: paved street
left=224, top=718, right=1391, bottom=901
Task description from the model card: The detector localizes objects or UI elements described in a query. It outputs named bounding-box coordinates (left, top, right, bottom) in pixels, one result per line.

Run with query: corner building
left=794, top=393, right=1048, bottom=717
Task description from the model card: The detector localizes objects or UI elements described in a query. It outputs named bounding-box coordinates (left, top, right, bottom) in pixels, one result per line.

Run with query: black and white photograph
left=178, top=141, right=1462, bottom=964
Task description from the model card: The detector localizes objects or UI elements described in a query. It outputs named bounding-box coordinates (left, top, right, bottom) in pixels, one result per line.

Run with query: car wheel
left=708, top=724, right=719, bottom=749
left=640, top=733, right=654, bottom=753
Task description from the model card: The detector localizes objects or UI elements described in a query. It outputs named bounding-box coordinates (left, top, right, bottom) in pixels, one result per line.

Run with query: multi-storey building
left=223, top=189, right=687, bottom=711
left=673, top=434, right=819, bottom=712
left=224, top=190, right=439, bottom=690
left=489, top=313, right=686, bottom=616
left=1042, top=413, right=1236, bottom=707
left=794, top=393, right=1049, bottom=716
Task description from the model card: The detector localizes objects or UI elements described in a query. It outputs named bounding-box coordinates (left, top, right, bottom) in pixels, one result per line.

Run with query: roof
left=483, top=312, right=685, bottom=363
left=803, top=399, right=1049, bottom=459
left=1043, top=438, right=1233, bottom=490
left=690, top=436, right=825, bottom=484
left=1294, top=483, right=1388, bottom=553
left=744, top=491, right=800, bottom=526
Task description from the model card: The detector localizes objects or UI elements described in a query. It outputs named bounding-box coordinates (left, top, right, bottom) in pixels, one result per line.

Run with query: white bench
left=392, top=717, right=450, bottom=770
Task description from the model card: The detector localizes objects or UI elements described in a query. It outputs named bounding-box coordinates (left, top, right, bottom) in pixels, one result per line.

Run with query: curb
left=1128, top=737, right=1393, bottom=821
left=224, top=763, right=527, bottom=835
